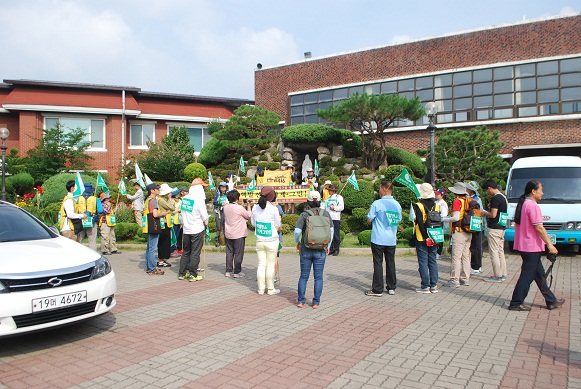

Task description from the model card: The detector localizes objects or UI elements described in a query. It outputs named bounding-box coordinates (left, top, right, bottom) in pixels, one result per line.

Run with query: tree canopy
left=317, top=93, right=425, bottom=170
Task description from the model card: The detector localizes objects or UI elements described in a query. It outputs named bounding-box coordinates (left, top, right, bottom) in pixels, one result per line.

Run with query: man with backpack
left=294, top=190, right=333, bottom=308
left=413, top=183, right=442, bottom=294
left=481, top=179, right=508, bottom=282
left=442, top=182, right=475, bottom=288
left=465, top=181, right=484, bottom=275
left=365, top=181, right=402, bottom=296
left=76, top=183, right=100, bottom=252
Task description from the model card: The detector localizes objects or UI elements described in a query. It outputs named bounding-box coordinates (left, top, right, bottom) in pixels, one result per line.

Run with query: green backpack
left=304, top=209, right=332, bottom=250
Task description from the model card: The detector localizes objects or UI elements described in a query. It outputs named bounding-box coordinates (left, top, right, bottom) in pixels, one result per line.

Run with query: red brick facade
left=255, top=15, right=581, bottom=156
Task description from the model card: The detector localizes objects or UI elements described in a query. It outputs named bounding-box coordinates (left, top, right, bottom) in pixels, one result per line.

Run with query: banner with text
left=262, top=170, right=292, bottom=186
left=238, top=184, right=310, bottom=203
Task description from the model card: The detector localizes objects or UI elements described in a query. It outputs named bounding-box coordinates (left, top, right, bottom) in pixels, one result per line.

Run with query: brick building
left=0, top=80, right=253, bottom=178
left=255, top=14, right=581, bottom=160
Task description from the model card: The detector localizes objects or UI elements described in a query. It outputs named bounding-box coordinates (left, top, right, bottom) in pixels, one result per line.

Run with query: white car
left=0, top=201, right=116, bottom=337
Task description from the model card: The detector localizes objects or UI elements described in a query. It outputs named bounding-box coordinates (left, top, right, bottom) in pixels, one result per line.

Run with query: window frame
left=43, top=115, right=106, bottom=151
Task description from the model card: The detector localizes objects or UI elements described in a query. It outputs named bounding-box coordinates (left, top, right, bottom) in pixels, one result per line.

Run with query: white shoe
left=258, top=290, right=265, bottom=295
left=267, top=289, right=280, bottom=295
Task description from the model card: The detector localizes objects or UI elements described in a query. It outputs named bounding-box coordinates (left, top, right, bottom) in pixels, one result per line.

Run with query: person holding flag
left=213, top=181, right=229, bottom=247
left=125, top=181, right=144, bottom=224
left=59, top=180, right=88, bottom=241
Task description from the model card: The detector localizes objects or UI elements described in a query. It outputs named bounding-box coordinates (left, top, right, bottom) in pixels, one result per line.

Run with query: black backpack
left=424, top=203, right=443, bottom=229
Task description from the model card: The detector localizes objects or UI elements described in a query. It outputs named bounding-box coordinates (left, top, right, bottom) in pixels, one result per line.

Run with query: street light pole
left=0, top=127, right=10, bottom=202
left=424, top=102, right=438, bottom=187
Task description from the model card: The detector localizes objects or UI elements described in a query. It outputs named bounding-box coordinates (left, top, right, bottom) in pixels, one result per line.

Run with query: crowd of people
left=58, top=171, right=565, bottom=312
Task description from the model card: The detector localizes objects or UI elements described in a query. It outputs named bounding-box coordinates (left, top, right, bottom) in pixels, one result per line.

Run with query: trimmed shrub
left=41, top=173, right=96, bottom=207
left=339, top=230, right=346, bottom=242
left=357, top=230, right=372, bottom=246
left=282, top=213, right=299, bottom=227
left=385, top=146, right=427, bottom=179
left=258, top=154, right=268, bottom=161
left=340, top=214, right=352, bottom=233
left=281, top=124, right=343, bottom=143
left=184, top=163, right=208, bottom=182
left=280, top=223, right=292, bottom=235
left=7, top=172, right=35, bottom=196
left=348, top=207, right=369, bottom=233
left=116, top=207, right=136, bottom=224
left=39, top=202, right=61, bottom=226
left=342, top=179, right=375, bottom=212
left=198, top=138, right=228, bottom=167
left=399, top=226, right=415, bottom=246
left=115, top=222, right=140, bottom=240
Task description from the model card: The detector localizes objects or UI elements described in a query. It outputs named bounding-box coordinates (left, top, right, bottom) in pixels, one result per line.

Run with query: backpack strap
left=414, top=202, right=429, bottom=241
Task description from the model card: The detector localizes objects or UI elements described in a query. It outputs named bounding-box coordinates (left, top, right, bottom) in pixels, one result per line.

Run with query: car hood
left=0, top=236, right=101, bottom=275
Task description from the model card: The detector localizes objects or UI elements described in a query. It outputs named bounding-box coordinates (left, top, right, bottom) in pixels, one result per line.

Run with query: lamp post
left=0, top=127, right=9, bottom=201
left=425, top=102, right=438, bottom=187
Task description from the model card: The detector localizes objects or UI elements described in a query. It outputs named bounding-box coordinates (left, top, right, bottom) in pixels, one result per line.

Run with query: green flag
left=239, top=156, right=246, bottom=174
left=208, top=172, right=215, bottom=190
left=170, top=228, right=177, bottom=247
left=72, top=172, right=85, bottom=198
left=347, top=171, right=359, bottom=191
left=205, top=228, right=211, bottom=243
left=314, top=159, right=319, bottom=176
left=247, top=177, right=256, bottom=192
left=96, top=173, right=110, bottom=194
left=134, top=163, right=146, bottom=189
left=118, top=179, right=127, bottom=195
left=395, top=168, right=420, bottom=198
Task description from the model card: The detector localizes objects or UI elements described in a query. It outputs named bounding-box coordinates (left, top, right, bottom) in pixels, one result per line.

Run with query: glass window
left=515, top=63, right=536, bottom=78
left=434, top=74, right=452, bottom=87
left=515, top=77, right=536, bottom=91
left=453, top=71, right=472, bottom=85
left=538, top=89, right=559, bottom=103
left=473, top=82, right=492, bottom=96
left=319, top=90, right=333, bottom=101
left=494, top=108, right=513, bottom=118
left=474, top=95, right=493, bottom=108
left=398, top=79, right=414, bottom=91
left=90, top=120, right=104, bottom=148
left=537, top=60, right=558, bottom=75
left=539, top=104, right=559, bottom=115
left=46, top=117, right=105, bottom=149
left=494, top=66, right=513, bottom=80
left=400, top=91, right=415, bottom=99
left=476, top=110, right=493, bottom=120
left=494, top=93, right=514, bottom=106
left=437, top=113, right=453, bottom=123
left=130, top=124, right=155, bottom=147
left=561, top=57, right=581, bottom=73
left=333, top=88, right=348, bottom=100
left=516, top=91, right=536, bottom=105
left=381, top=81, right=397, bottom=94
left=434, top=87, right=452, bottom=99
left=518, top=107, right=537, bottom=117
left=183, top=127, right=203, bottom=152
left=473, top=69, right=492, bottom=82
left=435, top=100, right=452, bottom=111
left=416, top=89, right=433, bottom=102
left=319, top=101, right=331, bottom=110
left=349, top=86, right=363, bottom=96
left=537, top=75, right=558, bottom=89
left=45, top=118, right=59, bottom=130
left=563, top=102, right=581, bottom=113
left=305, top=104, right=318, bottom=115
left=454, top=85, right=471, bottom=98
left=416, top=76, right=433, bottom=89
left=455, top=112, right=471, bottom=122
left=290, top=95, right=303, bottom=106
left=494, top=80, right=513, bottom=94
left=364, top=84, right=380, bottom=95
left=291, top=106, right=303, bottom=116
left=562, top=87, right=581, bottom=101
left=305, top=115, right=318, bottom=124
left=561, top=73, right=581, bottom=87
left=304, top=93, right=318, bottom=104
left=290, top=117, right=304, bottom=125
left=455, top=98, right=472, bottom=110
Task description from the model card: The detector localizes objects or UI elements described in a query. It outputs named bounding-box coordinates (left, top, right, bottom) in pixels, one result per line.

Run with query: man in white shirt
left=321, top=185, right=344, bottom=256
left=59, top=180, right=88, bottom=240
left=125, top=181, right=144, bottom=224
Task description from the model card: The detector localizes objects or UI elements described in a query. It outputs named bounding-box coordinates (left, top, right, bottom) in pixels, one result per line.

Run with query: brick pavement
left=0, top=245, right=578, bottom=389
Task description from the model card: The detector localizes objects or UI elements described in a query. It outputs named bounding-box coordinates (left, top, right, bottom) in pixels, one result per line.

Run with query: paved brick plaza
left=0, top=246, right=578, bottom=389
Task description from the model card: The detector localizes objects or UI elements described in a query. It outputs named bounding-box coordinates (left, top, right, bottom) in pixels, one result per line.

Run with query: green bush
left=115, top=222, right=140, bottom=240
left=116, top=207, right=136, bottom=223
left=40, top=173, right=96, bottom=207
left=342, top=132, right=362, bottom=158
left=399, top=226, right=415, bottom=246
left=262, top=162, right=280, bottom=170
left=39, top=202, right=61, bottom=226
left=282, top=213, right=299, bottom=227
left=340, top=215, right=352, bottom=233
left=258, top=154, right=268, bottom=161
left=184, top=163, right=208, bottom=182
left=270, top=150, right=282, bottom=162
left=385, top=146, right=427, bottom=179
left=169, top=181, right=190, bottom=190
left=7, top=172, right=35, bottom=196
left=281, top=124, right=344, bottom=143
left=342, top=179, right=375, bottom=212
left=347, top=208, right=369, bottom=233
left=198, top=138, right=228, bottom=167
left=280, top=223, right=292, bottom=235
left=319, top=155, right=333, bottom=167
left=207, top=214, right=216, bottom=233
left=393, top=187, right=420, bottom=211
left=333, top=166, right=347, bottom=176
left=339, top=230, right=346, bottom=242
left=357, top=230, right=372, bottom=246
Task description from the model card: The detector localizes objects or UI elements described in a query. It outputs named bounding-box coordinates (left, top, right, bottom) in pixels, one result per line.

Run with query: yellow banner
left=262, top=170, right=291, bottom=186
left=238, top=185, right=310, bottom=203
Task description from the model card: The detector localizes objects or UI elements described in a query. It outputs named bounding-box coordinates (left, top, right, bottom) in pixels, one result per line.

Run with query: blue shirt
left=367, top=195, right=402, bottom=246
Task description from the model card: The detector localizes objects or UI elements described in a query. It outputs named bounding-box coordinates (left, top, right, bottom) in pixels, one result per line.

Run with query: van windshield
left=507, top=167, right=581, bottom=204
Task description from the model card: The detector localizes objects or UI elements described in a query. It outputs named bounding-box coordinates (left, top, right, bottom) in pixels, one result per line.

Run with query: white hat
left=159, top=183, right=173, bottom=196
left=324, top=180, right=332, bottom=185
left=448, top=182, right=467, bottom=195
left=307, top=191, right=321, bottom=201
left=419, top=183, right=436, bottom=199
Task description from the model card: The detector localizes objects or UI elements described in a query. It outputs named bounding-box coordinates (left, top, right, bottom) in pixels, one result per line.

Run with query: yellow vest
left=77, top=195, right=97, bottom=214
left=414, top=202, right=441, bottom=242
left=59, top=196, right=75, bottom=231
left=143, top=197, right=166, bottom=233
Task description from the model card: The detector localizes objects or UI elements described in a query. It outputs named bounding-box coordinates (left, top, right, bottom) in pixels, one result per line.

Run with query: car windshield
left=0, top=205, right=55, bottom=242
left=507, top=167, right=581, bottom=204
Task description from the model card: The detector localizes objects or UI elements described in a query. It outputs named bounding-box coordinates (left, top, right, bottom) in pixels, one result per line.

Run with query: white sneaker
left=257, top=290, right=265, bottom=295
left=267, top=289, right=280, bottom=295
left=387, top=289, right=395, bottom=295
left=232, top=272, right=245, bottom=278
left=470, top=269, right=481, bottom=275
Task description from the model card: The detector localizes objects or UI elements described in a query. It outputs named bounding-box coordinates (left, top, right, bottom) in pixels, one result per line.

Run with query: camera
left=547, top=253, right=557, bottom=263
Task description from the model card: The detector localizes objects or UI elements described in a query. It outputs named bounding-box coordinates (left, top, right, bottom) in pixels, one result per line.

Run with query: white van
left=505, top=156, right=581, bottom=252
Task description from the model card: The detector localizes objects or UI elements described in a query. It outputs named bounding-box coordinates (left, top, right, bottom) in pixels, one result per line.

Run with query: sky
left=0, top=0, right=578, bottom=100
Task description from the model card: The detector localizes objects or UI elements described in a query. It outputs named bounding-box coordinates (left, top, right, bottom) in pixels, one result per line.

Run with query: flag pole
left=337, top=181, right=349, bottom=196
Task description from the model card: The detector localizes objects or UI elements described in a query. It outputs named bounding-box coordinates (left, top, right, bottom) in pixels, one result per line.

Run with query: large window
left=130, top=123, right=155, bottom=147
left=288, top=56, right=581, bottom=126
left=168, top=125, right=211, bottom=154
left=44, top=117, right=105, bottom=149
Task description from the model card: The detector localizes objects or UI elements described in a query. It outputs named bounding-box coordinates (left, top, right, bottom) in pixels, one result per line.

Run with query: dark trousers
left=173, top=224, right=183, bottom=250
left=331, top=220, right=341, bottom=254
left=470, top=231, right=482, bottom=270
left=510, top=251, right=557, bottom=307
left=157, top=227, right=171, bottom=260
left=371, top=243, right=396, bottom=293
left=226, top=237, right=246, bottom=274
left=179, top=231, right=204, bottom=277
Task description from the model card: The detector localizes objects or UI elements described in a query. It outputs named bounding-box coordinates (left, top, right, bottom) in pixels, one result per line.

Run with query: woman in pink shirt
left=223, top=190, right=252, bottom=278
left=509, top=180, right=565, bottom=311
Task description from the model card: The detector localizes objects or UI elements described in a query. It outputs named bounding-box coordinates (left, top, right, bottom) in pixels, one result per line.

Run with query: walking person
left=143, top=183, right=165, bottom=275
left=178, top=178, right=209, bottom=282
left=412, top=183, right=441, bottom=294
left=294, top=190, right=332, bottom=308
left=481, top=180, right=508, bottom=282
left=321, top=184, right=344, bottom=256
left=508, top=180, right=565, bottom=311
left=365, top=181, right=402, bottom=296
left=125, top=181, right=144, bottom=224
left=223, top=189, right=252, bottom=278
left=251, top=186, right=282, bottom=295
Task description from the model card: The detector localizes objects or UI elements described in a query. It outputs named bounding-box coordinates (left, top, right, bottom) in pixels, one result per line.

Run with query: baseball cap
left=307, top=191, right=321, bottom=201
left=146, top=183, right=160, bottom=191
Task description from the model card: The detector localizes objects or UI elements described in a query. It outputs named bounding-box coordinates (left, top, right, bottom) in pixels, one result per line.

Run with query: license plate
left=32, top=291, right=87, bottom=313
left=548, top=234, right=557, bottom=244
